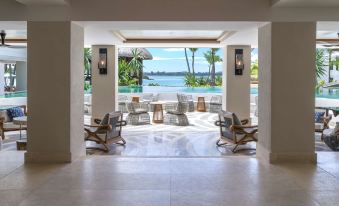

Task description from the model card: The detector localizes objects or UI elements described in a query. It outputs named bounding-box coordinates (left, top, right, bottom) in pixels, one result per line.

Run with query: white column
left=257, top=22, right=316, bottom=164
left=15, top=61, right=27, bottom=91
left=91, top=45, right=117, bottom=121
left=0, top=62, right=4, bottom=95
left=223, top=45, right=251, bottom=120
left=25, top=21, right=85, bottom=163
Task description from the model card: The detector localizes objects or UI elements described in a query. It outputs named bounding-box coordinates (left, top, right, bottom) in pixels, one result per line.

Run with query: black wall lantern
left=98, top=48, right=107, bottom=75
left=235, top=49, right=244, bottom=75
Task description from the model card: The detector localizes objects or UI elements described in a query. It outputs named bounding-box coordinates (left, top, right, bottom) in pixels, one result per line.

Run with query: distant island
left=144, top=71, right=222, bottom=76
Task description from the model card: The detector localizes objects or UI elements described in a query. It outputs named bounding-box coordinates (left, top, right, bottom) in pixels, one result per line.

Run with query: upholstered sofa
left=0, top=105, right=27, bottom=140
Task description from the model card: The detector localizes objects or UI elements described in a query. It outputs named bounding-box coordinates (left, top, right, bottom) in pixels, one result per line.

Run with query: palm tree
left=84, top=48, right=92, bottom=83
left=189, top=48, right=198, bottom=77
left=204, top=48, right=222, bottom=86
left=128, top=48, right=144, bottom=85
left=316, top=48, right=328, bottom=80
left=210, top=48, right=220, bottom=86
left=184, top=48, right=191, bottom=74
left=204, top=50, right=222, bottom=79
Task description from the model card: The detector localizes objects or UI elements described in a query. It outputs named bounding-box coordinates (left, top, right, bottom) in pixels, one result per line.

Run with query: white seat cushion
left=315, top=123, right=324, bottom=130
left=3, top=122, right=27, bottom=130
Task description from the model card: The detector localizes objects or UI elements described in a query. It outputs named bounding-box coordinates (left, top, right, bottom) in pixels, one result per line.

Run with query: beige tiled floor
left=0, top=151, right=339, bottom=206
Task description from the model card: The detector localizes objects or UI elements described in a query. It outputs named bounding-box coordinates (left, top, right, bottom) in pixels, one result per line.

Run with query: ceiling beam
left=124, top=39, right=219, bottom=44
left=16, top=0, right=69, bottom=6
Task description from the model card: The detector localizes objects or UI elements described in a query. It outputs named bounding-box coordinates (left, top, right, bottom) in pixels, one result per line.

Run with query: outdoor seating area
left=116, top=93, right=223, bottom=126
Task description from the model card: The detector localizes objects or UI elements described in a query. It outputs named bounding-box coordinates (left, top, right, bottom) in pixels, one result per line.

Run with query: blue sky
left=143, top=48, right=258, bottom=73
left=143, top=48, right=223, bottom=73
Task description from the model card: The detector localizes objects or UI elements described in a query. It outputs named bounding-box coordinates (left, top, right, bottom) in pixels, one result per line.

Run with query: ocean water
left=143, top=75, right=186, bottom=86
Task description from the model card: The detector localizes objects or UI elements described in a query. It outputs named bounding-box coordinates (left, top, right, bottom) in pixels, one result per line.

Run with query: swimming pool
left=1, top=87, right=339, bottom=99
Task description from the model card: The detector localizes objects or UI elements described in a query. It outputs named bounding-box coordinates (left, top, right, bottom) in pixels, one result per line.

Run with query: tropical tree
left=128, top=48, right=144, bottom=85
left=251, top=59, right=258, bottom=80
left=118, top=59, right=138, bottom=86
left=189, top=48, right=198, bottom=77
left=84, top=48, right=92, bottom=83
left=184, top=48, right=191, bottom=74
left=316, top=48, right=328, bottom=79
left=204, top=50, right=222, bottom=80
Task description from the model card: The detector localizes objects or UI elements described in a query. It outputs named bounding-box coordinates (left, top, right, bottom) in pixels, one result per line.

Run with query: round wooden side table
left=150, top=102, right=164, bottom=123
left=131, top=96, right=140, bottom=103
left=197, top=97, right=206, bottom=112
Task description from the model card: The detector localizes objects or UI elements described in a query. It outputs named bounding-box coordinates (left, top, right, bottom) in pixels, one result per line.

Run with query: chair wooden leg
left=85, top=134, right=110, bottom=152
left=232, top=143, right=240, bottom=153
left=1, top=131, right=4, bottom=140
left=116, top=137, right=126, bottom=146
left=216, top=138, right=227, bottom=146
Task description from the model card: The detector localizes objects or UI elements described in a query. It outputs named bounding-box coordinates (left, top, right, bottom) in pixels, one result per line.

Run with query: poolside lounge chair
left=0, top=105, right=27, bottom=140
left=315, top=108, right=332, bottom=140
left=177, top=93, right=194, bottom=112
left=118, top=95, right=128, bottom=113
left=164, top=102, right=189, bottom=126
left=209, top=95, right=222, bottom=113
left=215, top=110, right=258, bottom=153
left=84, top=111, right=126, bottom=152
left=126, top=102, right=151, bottom=125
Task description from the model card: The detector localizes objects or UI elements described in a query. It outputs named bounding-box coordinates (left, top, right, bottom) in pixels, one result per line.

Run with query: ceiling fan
left=0, top=30, right=26, bottom=49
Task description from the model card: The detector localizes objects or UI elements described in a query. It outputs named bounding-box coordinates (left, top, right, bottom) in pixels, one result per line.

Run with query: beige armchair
left=0, top=105, right=27, bottom=140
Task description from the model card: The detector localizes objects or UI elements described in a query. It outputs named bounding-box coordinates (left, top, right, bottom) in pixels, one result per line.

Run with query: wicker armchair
left=142, top=93, right=154, bottom=111
left=215, top=110, right=258, bottom=153
left=164, top=102, right=189, bottom=126
left=0, top=105, right=27, bottom=140
left=126, top=102, right=150, bottom=125
left=177, top=93, right=194, bottom=112
left=209, top=95, right=222, bottom=113
left=117, top=95, right=128, bottom=113
left=84, top=111, right=126, bottom=152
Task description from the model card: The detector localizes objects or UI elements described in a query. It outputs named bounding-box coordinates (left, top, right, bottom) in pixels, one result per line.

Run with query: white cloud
left=162, top=48, right=184, bottom=52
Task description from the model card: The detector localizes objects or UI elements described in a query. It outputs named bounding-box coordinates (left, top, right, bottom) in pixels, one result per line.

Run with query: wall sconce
left=235, top=49, right=244, bottom=75
left=98, top=48, right=107, bottom=75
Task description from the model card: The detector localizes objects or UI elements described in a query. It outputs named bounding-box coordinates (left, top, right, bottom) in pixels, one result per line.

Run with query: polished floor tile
left=0, top=151, right=339, bottom=206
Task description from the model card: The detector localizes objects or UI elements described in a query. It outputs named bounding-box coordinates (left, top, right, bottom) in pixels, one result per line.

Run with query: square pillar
left=91, top=45, right=117, bottom=120
left=25, top=21, right=85, bottom=163
left=0, top=62, right=4, bottom=95
left=223, top=45, right=251, bottom=120
left=15, top=61, right=27, bottom=91
left=257, top=22, right=316, bottom=164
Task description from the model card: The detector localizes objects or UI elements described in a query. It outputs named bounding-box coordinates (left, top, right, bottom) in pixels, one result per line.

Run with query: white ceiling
left=272, top=0, right=339, bottom=7
left=79, top=21, right=265, bottom=47
left=118, top=30, right=225, bottom=40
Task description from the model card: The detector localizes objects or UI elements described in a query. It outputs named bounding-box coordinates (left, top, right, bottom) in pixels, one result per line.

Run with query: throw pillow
left=314, top=112, right=325, bottom=123
left=7, top=107, right=24, bottom=121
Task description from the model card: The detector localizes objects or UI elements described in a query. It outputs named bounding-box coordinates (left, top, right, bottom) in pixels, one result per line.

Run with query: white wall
left=257, top=22, right=317, bottom=164
left=25, top=21, right=85, bottom=163
left=224, top=45, right=251, bottom=120
left=91, top=45, right=117, bottom=120
left=0, top=63, right=4, bottom=95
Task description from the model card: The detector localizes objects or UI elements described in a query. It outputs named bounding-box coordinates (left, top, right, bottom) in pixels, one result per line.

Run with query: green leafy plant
left=316, top=49, right=328, bottom=79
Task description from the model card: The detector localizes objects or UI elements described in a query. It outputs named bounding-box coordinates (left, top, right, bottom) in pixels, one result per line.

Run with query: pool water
left=1, top=87, right=339, bottom=99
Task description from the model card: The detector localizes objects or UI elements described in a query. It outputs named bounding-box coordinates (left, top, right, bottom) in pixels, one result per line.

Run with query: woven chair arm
left=93, top=119, right=101, bottom=124
left=232, top=125, right=258, bottom=129
left=117, top=120, right=127, bottom=127
left=241, top=119, right=250, bottom=125
left=215, top=120, right=227, bottom=127
left=84, top=124, right=111, bottom=130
